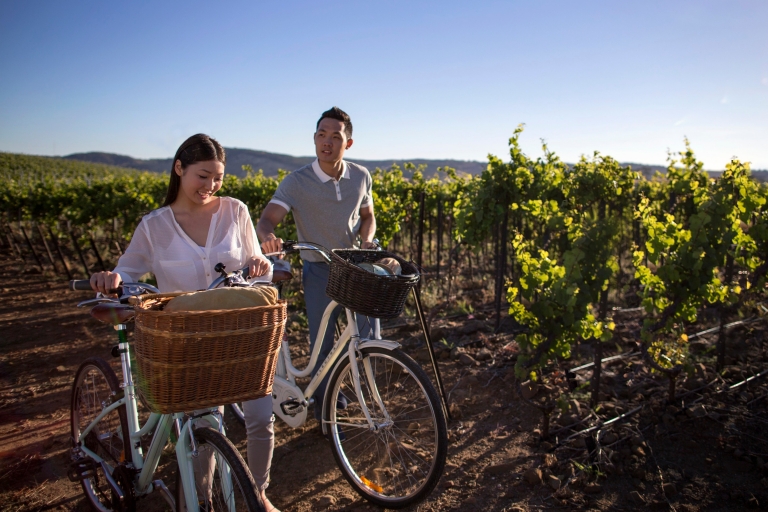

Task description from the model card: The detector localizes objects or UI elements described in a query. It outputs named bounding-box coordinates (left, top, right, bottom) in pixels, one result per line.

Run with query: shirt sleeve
left=360, top=170, right=373, bottom=208
left=270, top=174, right=294, bottom=212
left=113, top=219, right=153, bottom=285
left=238, top=201, right=263, bottom=258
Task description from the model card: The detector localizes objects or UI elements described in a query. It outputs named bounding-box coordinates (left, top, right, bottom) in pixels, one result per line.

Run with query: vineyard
left=2, top=129, right=768, bottom=510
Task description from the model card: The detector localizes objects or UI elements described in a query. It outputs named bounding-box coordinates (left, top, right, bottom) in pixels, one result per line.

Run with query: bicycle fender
left=321, top=339, right=400, bottom=435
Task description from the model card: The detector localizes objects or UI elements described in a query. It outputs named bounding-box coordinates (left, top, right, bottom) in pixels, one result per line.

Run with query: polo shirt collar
left=312, top=159, right=349, bottom=182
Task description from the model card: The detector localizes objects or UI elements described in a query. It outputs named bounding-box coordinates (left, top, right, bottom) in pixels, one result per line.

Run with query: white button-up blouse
left=114, top=197, right=267, bottom=293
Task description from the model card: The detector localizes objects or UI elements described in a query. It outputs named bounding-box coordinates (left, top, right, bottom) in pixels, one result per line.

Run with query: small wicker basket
left=131, top=293, right=287, bottom=414
left=326, top=250, right=420, bottom=320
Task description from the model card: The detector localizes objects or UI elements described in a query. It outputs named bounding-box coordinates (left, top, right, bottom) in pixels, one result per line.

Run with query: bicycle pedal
left=68, top=458, right=98, bottom=482
left=280, top=399, right=305, bottom=416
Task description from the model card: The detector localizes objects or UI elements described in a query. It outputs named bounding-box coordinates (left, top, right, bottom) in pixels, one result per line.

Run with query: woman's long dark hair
left=163, top=134, right=226, bottom=206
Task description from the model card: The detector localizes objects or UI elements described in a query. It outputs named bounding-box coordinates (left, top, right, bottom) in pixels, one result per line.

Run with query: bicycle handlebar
left=69, top=279, right=160, bottom=300
left=70, top=279, right=96, bottom=291
left=70, top=279, right=122, bottom=295
left=274, top=239, right=381, bottom=262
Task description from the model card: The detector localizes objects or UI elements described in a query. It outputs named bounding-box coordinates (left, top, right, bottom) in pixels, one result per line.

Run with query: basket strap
left=136, top=318, right=287, bottom=339
left=138, top=351, right=276, bottom=369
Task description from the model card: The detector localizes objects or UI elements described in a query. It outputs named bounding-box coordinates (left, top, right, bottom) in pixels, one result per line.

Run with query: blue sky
left=1, top=0, right=766, bottom=169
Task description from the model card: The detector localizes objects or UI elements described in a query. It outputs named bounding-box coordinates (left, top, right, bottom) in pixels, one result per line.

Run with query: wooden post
left=18, top=221, right=44, bottom=272
left=591, top=201, right=610, bottom=407
left=436, top=198, right=443, bottom=282
left=495, top=207, right=509, bottom=332
left=717, top=253, right=735, bottom=371
left=47, top=224, right=73, bottom=280
left=596, top=290, right=608, bottom=406
left=88, top=234, right=106, bottom=271
left=416, top=190, right=425, bottom=289
left=34, top=221, right=57, bottom=269
left=68, top=222, right=90, bottom=276
left=2, top=220, right=22, bottom=258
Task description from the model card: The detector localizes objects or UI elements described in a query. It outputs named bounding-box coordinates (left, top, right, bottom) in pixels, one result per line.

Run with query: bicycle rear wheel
left=70, top=357, right=133, bottom=511
left=324, top=347, right=447, bottom=508
left=175, top=426, right=265, bottom=512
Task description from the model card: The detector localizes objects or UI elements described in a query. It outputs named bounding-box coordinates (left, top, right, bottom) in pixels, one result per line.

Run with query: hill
left=2, top=152, right=143, bottom=182
left=64, top=148, right=486, bottom=178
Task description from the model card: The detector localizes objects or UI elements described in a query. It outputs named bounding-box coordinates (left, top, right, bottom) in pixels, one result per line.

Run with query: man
left=257, top=106, right=376, bottom=423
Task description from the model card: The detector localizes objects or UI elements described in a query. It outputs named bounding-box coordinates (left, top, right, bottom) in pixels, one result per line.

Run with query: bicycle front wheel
left=70, top=357, right=132, bottom=511
left=325, top=347, right=448, bottom=508
left=175, top=426, right=265, bottom=512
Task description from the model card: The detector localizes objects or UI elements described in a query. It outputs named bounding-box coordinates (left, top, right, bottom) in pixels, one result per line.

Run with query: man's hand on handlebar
left=260, top=234, right=284, bottom=259
left=361, top=240, right=378, bottom=249
left=90, top=271, right=122, bottom=296
left=247, top=254, right=272, bottom=278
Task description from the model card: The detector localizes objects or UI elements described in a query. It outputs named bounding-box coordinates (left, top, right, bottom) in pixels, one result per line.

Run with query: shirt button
left=206, top=273, right=210, bottom=277
left=203, top=256, right=206, bottom=260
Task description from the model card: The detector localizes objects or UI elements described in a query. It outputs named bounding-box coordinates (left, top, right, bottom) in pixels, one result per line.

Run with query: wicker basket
left=326, top=250, right=420, bottom=319
left=131, top=293, right=287, bottom=414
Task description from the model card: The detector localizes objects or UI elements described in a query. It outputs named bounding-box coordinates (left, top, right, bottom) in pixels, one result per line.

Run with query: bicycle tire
left=70, top=357, right=133, bottom=512
left=175, top=426, right=265, bottom=512
left=324, top=347, right=448, bottom=508
left=228, top=403, right=246, bottom=427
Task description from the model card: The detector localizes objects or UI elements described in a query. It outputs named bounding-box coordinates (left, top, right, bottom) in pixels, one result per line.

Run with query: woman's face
left=175, top=159, right=225, bottom=206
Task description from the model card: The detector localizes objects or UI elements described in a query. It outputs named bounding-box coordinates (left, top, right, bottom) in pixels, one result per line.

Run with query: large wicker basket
left=131, top=293, right=287, bottom=414
left=326, top=250, right=420, bottom=319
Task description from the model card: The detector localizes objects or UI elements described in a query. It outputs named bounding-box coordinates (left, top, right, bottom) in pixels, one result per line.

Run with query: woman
left=90, top=134, right=280, bottom=512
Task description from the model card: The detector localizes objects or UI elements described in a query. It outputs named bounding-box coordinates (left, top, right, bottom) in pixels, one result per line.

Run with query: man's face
left=314, top=117, right=353, bottom=164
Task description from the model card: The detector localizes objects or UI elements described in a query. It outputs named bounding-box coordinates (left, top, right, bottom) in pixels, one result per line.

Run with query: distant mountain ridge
left=62, top=149, right=766, bottom=182
left=63, top=148, right=487, bottom=178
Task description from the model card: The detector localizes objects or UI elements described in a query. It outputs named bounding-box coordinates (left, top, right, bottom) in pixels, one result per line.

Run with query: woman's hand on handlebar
left=260, top=235, right=284, bottom=259
left=247, top=254, right=272, bottom=278
left=90, top=271, right=122, bottom=296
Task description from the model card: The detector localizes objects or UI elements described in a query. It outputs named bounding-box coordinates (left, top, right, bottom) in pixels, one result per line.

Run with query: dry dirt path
left=1, top=246, right=767, bottom=511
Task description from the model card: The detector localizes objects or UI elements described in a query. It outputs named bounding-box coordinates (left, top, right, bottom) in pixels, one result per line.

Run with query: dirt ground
left=2, top=245, right=768, bottom=511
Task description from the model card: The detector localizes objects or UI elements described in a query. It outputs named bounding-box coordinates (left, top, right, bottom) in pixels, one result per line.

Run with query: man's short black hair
left=316, top=106, right=353, bottom=139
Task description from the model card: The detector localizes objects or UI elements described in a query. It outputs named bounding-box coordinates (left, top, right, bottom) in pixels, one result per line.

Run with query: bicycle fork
left=343, top=309, right=394, bottom=431
left=176, top=411, right=232, bottom=512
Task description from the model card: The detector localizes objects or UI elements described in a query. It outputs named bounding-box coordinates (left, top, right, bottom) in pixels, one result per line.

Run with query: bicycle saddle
left=90, top=303, right=135, bottom=325
left=271, top=258, right=293, bottom=283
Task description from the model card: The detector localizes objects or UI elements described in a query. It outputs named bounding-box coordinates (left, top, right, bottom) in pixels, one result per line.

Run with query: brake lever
left=77, top=298, right=119, bottom=308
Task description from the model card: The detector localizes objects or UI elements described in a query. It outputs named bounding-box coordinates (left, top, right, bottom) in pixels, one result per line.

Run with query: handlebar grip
left=70, top=279, right=93, bottom=291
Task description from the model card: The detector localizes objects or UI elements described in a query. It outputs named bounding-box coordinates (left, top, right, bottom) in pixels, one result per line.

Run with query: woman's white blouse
left=114, top=197, right=266, bottom=293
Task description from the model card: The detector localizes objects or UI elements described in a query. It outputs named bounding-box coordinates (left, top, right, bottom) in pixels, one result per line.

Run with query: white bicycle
left=68, top=278, right=265, bottom=512
left=229, top=241, right=448, bottom=509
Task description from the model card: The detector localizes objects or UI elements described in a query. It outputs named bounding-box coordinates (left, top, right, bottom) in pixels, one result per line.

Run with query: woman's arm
left=239, top=202, right=272, bottom=277
left=90, top=220, right=153, bottom=294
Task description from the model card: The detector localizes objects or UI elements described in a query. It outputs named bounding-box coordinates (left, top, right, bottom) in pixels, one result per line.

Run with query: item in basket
left=164, top=286, right=278, bottom=312
left=376, top=257, right=402, bottom=275
left=355, top=262, right=393, bottom=276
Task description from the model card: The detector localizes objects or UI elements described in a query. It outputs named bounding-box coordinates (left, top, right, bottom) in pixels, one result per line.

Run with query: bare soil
left=1, top=246, right=768, bottom=511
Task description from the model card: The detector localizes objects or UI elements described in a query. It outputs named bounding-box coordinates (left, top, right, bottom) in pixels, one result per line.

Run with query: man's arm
left=359, top=204, right=377, bottom=249
left=256, top=202, right=289, bottom=254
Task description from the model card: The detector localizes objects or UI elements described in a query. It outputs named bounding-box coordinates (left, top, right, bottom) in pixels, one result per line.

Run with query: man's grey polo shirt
left=270, top=159, right=373, bottom=263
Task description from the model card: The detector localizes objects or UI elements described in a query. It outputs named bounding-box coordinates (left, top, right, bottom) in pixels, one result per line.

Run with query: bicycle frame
left=272, top=300, right=399, bottom=435
left=73, top=324, right=225, bottom=511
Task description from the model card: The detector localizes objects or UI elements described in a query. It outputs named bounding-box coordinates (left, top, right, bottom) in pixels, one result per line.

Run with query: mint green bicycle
left=68, top=278, right=265, bottom=512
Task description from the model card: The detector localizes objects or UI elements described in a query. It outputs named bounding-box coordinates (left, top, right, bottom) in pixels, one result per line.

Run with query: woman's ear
left=174, top=159, right=183, bottom=176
